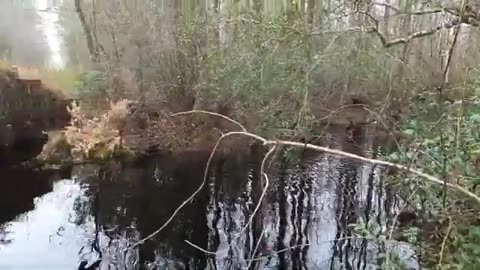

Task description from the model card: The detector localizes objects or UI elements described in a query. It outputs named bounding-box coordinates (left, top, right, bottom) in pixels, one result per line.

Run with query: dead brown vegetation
left=50, top=98, right=253, bottom=163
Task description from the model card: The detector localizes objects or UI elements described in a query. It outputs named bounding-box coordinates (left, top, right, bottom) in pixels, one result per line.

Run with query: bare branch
left=369, top=2, right=456, bottom=17
left=196, top=126, right=480, bottom=205
left=437, top=216, right=453, bottom=268
left=382, top=25, right=446, bottom=47
left=127, top=130, right=232, bottom=250
left=316, top=5, right=472, bottom=48
left=184, top=240, right=216, bottom=255
left=247, top=228, right=266, bottom=269
left=127, top=111, right=480, bottom=250
left=371, top=1, right=400, bottom=12
left=75, top=0, right=99, bottom=62
left=443, top=0, right=468, bottom=88
left=362, top=11, right=457, bottom=48
left=183, top=145, right=277, bottom=255
left=237, top=147, right=276, bottom=238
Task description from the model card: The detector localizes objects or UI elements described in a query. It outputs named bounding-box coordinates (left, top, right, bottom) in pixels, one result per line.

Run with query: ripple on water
left=0, top=143, right=419, bottom=269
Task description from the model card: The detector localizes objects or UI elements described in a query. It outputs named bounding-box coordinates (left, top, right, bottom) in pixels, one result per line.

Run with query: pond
left=0, top=134, right=419, bottom=270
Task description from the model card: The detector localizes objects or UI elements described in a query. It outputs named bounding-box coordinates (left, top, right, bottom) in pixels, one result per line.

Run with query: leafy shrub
left=379, top=77, right=480, bottom=268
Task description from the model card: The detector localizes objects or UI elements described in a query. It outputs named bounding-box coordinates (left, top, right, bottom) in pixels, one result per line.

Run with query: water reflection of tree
left=69, top=134, right=406, bottom=269
left=329, top=137, right=403, bottom=270
left=75, top=155, right=213, bottom=268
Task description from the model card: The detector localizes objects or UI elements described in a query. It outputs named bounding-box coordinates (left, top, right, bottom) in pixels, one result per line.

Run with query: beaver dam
left=0, top=125, right=419, bottom=269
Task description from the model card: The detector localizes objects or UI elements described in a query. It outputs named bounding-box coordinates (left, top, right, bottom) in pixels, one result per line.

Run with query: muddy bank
left=0, top=67, right=70, bottom=164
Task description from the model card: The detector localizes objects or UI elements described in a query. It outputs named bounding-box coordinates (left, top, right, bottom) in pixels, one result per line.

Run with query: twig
left=384, top=188, right=419, bottom=268
left=408, top=115, right=446, bottom=169
left=236, top=147, right=276, bottom=242
left=442, top=0, right=467, bottom=88
left=440, top=0, right=467, bottom=208
left=362, top=11, right=456, bottom=48
left=371, top=1, right=400, bottom=12
left=437, top=216, right=453, bottom=268
left=183, top=145, right=277, bottom=254
left=264, top=137, right=480, bottom=204
left=246, top=228, right=265, bottom=269
left=184, top=240, right=216, bottom=255
left=126, top=131, right=232, bottom=250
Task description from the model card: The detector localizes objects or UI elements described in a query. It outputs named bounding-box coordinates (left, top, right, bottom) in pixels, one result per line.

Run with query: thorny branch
left=127, top=111, right=480, bottom=252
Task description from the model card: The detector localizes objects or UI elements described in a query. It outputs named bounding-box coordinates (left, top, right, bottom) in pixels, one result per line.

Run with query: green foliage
left=75, top=5, right=424, bottom=139
left=72, top=70, right=108, bottom=100
left=44, top=68, right=80, bottom=94
left=172, top=10, right=406, bottom=138
left=380, top=77, right=480, bottom=268
left=181, top=12, right=320, bottom=134
left=349, top=222, right=414, bottom=270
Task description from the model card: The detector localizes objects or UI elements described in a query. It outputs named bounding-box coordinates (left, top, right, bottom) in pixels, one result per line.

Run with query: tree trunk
left=75, top=0, right=99, bottom=62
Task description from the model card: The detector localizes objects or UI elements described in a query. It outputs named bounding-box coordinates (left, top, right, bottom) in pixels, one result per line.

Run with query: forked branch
left=127, top=111, right=480, bottom=251
left=362, top=11, right=458, bottom=48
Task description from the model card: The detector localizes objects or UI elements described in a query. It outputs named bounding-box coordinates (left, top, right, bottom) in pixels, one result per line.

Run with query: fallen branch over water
left=127, top=110, right=480, bottom=251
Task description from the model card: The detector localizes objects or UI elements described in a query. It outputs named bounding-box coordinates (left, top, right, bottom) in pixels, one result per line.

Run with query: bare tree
left=75, top=0, right=98, bottom=62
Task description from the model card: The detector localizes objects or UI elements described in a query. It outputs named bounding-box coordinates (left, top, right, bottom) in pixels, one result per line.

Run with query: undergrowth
left=71, top=9, right=423, bottom=140
left=354, top=76, right=480, bottom=269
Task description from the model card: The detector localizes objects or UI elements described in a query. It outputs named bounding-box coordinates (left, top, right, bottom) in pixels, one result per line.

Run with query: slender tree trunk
left=75, top=0, right=98, bottom=62
left=214, top=0, right=221, bottom=46
left=254, top=0, right=262, bottom=14
left=307, top=0, right=315, bottom=25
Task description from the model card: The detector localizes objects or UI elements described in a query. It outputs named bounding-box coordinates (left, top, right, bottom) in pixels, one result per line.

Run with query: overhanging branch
left=362, top=11, right=458, bottom=48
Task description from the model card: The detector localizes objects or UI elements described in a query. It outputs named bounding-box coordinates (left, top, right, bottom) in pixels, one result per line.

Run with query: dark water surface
left=0, top=137, right=419, bottom=270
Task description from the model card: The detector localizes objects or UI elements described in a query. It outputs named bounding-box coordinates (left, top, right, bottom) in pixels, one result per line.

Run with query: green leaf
left=403, top=129, right=415, bottom=136
left=409, top=119, right=418, bottom=129
left=423, top=138, right=437, bottom=145
left=470, top=113, right=480, bottom=123
left=388, top=153, right=400, bottom=161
